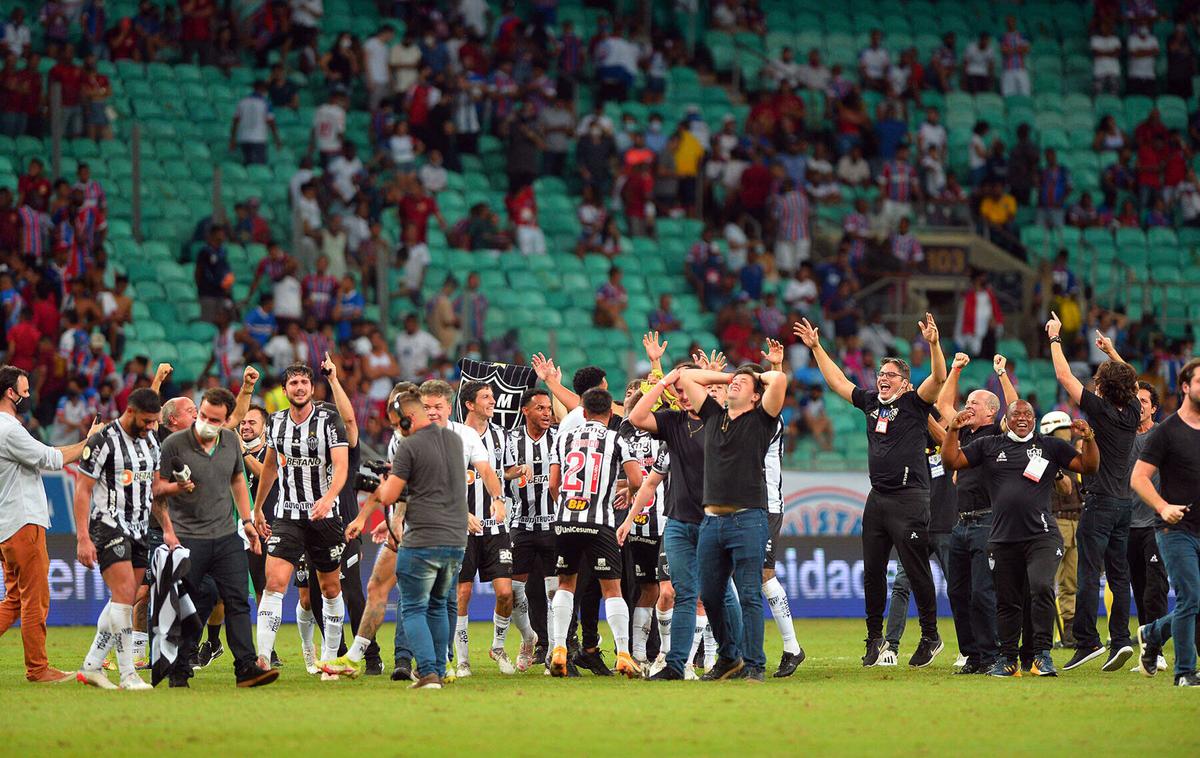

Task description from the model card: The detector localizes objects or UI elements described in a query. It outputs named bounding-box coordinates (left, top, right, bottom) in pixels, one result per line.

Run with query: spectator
left=1051, top=249, right=1079, bottom=295
left=51, top=375, right=92, bottom=445
left=393, top=313, right=442, bottom=380
left=48, top=47, right=83, bottom=138
left=648, top=293, right=681, bottom=333
left=754, top=292, right=787, bottom=339
left=243, top=293, right=276, bottom=349
left=267, top=63, right=299, bottom=110
left=1177, top=167, right=1200, bottom=225
left=418, top=149, right=448, bottom=194
left=955, top=271, right=1004, bottom=357
left=1127, top=24, right=1160, bottom=96
left=917, top=107, right=948, bottom=163
left=194, top=225, right=231, bottom=324
left=797, top=48, right=830, bottom=91
left=1036, top=148, right=1071, bottom=231
left=425, top=275, right=461, bottom=352
left=836, top=145, right=871, bottom=188
left=1093, top=114, right=1128, bottom=154
left=1067, top=191, right=1103, bottom=228
left=1135, top=108, right=1169, bottom=145
left=2, top=8, right=30, bottom=57
left=1166, top=23, right=1197, bottom=98
left=842, top=198, right=872, bottom=267
left=962, top=32, right=996, bottom=93
left=454, top=272, right=488, bottom=348
left=782, top=262, right=819, bottom=321
left=1136, top=134, right=1166, bottom=209
left=858, top=29, right=890, bottom=91
left=739, top=247, right=765, bottom=300
left=969, top=120, right=990, bottom=186
left=1088, top=17, right=1123, bottom=94
left=390, top=31, right=422, bottom=95
left=593, top=266, right=629, bottom=332
left=1144, top=196, right=1171, bottom=227
left=772, top=179, right=811, bottom=275
left=576, top=115, right=618, bottom=197
left=1101, top=145, right=1137, bottom=207
left=301, top=254, right=339, bottom=325
left=801, top=386, right=834, bottom=451
left=179, top=0, right=215, bottom=65
left=1117, top=197, right=1141, bottom=227
left=858, top=311, right=897, bottom=360
left=999, top=16, right=1031, bottom=96
left=920, top=144, right=947, bottom=197
left=326, top=142, right=365, bottom=207
left=878, top=143, right=920, bottom=230
left=887, top=216, right=924, bottom=266
left=767, top=45, right=802, bottom=89
left=311, top=90, right=348, bottom=166
left=926, top=32, right=958, bottom=93
left=978, top=180, right=1019, bottom=245
left=538, top=95, right=576, bottom=177
left=362, top=26, right=395, bottom=109
left=230, top=80, right=281, bottom=166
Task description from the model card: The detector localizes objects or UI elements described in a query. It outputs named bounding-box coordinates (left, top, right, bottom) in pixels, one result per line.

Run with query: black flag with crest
left=454, top=359, right=538, bottom=429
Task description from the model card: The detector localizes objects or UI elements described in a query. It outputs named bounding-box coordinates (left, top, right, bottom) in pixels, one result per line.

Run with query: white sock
left=763, top=577, right=801, bottom=655
left=632, top=606, right=653, bottom=660
left=511, top=580, right=535, bottom=642
left=703, top=621, right=716, bottom=668
left=689, top=615, right=705, bottom=665
left=492, top=612, right=511, bottom=650
left=544, top=575, right=559, bottom=600
left=604, top=597, right=631, bottom=656
left=132, top=630, right=147, bottom=660
left=111, top=602, right=135, bottom=678
left=455, top=615, right=470, bottom=664
left=296, top=602, right=317, bottom=649
left=83, top=601, right=115, bottom=671
left=347, top=635, right=371, bottom=663
left=656, top=606, right=673, bottom=656
left=256, top=591, right=285, bottom=660
left=321, top=594, right=345, bottom=662
left=550, top=589, right=575, bottom=650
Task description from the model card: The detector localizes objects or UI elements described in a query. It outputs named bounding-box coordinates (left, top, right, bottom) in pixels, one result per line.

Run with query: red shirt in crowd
left=19, top=173, right=51, bottom=210
left=739, top=162, right=774, bottom=209
left=1164, top=145, right=1187, bottom=187
left=400, top=194, right=440, bottom=242
left=49, top=61, right=82, bottom=107
left=7, top=320, right=41, bottom=371
left=32, top=296, right=61, bottom=339
left=506, top=185, right=538, bottom=227
left=0, top=204, right=18, bottom=251
left=181, top=0, right=215, bottom=41
left=1136, top=143, right=1164, bottom=188
left=622, top=171, right=653, bottom=219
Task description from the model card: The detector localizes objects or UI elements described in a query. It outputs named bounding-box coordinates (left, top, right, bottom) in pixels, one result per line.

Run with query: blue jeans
left=698, top=509, right=770, bottom=669
left=947, top=516, right=999, bottom=665
left=1072, top=495, right=1133, bottom=648
left=662, top=519, right=742, bottom=674
left=395, top=546, right=464, bottom=679
left=1143, top=529, right=1200, bottom=677
left=393, top=566, right=412, bottom=665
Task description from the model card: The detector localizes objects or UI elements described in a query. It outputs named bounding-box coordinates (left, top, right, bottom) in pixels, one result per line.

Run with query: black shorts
left=89, top=519, right=149, bottom=573
left=624, top=535, right=661, bottom=585
left=656, top=544, right=671, bottom=583
left=764, top=512, right=783, bottom=568
left=511, top=529, right=556, bottom=577
left=266, top=517, right=346, bottom=574
left=459, top=531, right=513, bottom=583
left=554, top=523, right=622, bottom=580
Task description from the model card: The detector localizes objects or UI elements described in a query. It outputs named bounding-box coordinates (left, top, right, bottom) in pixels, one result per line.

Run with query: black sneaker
left=862, top=638, right=889, bottom=667
left=773, top=648, right=805, bottom=678
left=168, top=676, right=190, bottom=688
left=197, top=640, right=224, bottom=668
left=699, top=656, right=745, bottom=681
left=235, top=666, right=279, bottom=688
left=1101, top=644, right=1134, bottom=672
left=1137, top=625, right=1159, bottom=677
left=988, top=658, right=1021, bottom=678
left=364, top=658, right=384, bottom=676
left=270, top=649, right=281, bottom=668
left=566, top=657, right=582, bottom=678
left=574, top=648, right=613, bottom=676
left=1175, top=672, right=1200, bottom=687
left=649, top=665, right=685, bottom=680
left=391, top=659, right=413, bottom=682
left=1062, top=644, right=1106, bottom=670
left=188, top=650, right=202, bottom=670
left=908, top=637, right=944, bottom=668
left=1030, top=651, right=1057, bottom=677
left=742, top=666, right=765, bottom=683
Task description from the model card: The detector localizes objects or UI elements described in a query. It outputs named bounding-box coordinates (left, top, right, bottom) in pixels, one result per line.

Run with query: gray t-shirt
left=391, top=424, right=467, bottom=549
left=539, top=106, right=576, bottom=154
left=159, top=427, right=246, bottom=539
left=1129, top=428, right=1161, bottom=529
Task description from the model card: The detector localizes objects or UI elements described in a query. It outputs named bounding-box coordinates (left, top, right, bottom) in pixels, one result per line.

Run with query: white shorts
left=1001, top=69, right=1030, bottom=96
left=517, top=225, right=547, bottom=256
left=774, top=239, right=811, bottom=273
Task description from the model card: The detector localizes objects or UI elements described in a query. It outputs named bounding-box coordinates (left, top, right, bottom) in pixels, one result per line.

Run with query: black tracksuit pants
left=989, top=531, right=1063, bottom=661
left=862, top=489, right=939, bottom=640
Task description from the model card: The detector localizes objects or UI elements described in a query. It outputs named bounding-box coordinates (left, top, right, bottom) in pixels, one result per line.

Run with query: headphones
left=392, top=394, right=412, bottom=431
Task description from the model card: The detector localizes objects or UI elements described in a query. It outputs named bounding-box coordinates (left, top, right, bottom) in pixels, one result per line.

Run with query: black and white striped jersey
left=552, top=420, right=635, bottom=528
left=766, top=420, right=784, bottom=515
left=466, top=421, right=507, bottom=536
left=265, top=404, right=348, bottom=520
left=504, top=425, right=557, bottom=532
left=620, top=421, right=666, bottom=539
left=77, top=421, right=160, bottom=538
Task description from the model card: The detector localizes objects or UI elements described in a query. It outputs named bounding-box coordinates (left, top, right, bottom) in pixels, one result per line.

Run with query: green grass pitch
left=3, top=619, right=1198, bottom=756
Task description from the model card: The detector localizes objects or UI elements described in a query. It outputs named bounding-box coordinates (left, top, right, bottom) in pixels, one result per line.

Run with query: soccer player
left=619, top=450, right=675, bottom=676
left=1131, top=358, right=1200, bottom=686
left=504, top=388, right=558, bottom=672
left=456, top=380, right=518, bottom=675
left=1048, top=322, right=1140, bottom=673
left=942, top=401, right=1099, bottom=677
left=547, top=388, right=644, bottom=678
left=74, top=388, right=163, bottom=690
left=793, top=314, right=947, bottom=668
left=251, top=363, right=349, bottom=675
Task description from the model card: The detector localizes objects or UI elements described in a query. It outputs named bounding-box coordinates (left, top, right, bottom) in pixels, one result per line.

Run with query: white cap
left=1039, top=410, right=1072, bottom=435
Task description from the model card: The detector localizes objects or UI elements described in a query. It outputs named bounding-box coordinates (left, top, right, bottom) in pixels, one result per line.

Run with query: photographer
left=157, top=388, right=278, bottom=688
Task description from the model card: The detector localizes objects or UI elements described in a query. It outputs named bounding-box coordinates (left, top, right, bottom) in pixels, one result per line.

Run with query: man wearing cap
left=1041, top=410, right=1082, bottom=647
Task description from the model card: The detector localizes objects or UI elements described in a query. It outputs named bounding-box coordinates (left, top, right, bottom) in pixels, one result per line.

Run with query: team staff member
left=943, top=400, right=1099, bottom=678
left=1131, top=358, right=1200, bottom=687
left=675, top=363, right=787, bottom=682
left=1047, top=323, right=1140, bottom=672
left=1127, top=382, right=1168, bottom=673
left=793, top=314, right=948, bottom=668
left=0, top=366, right=99, bottom=683
left=156, top=388, right=278, bottom=688
left=1040, top=411, right=1082, bottom=648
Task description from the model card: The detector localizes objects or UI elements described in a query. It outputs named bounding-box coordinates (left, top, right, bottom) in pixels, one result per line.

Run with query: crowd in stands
left=0, top=0, right=1197, bottom=458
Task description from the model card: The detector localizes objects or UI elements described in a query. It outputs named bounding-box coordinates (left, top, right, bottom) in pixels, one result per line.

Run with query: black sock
left=207, top=624, right=221, bottom=644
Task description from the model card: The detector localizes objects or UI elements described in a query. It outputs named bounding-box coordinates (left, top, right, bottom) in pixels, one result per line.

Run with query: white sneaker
left=119, top=673, right=152, bottom=690
left=648, top=652, right=667, bottom=677
left=703, top=656, right=716, bottom=671
left=77, top=669, right=117, bottom=690
left=634, top=656, right=650, bottom=678
left=1158, top=655, right=1169, bottom=672
left=490, top=648, right=516, bottom=675
left=516, top=632, right=537, bottom=672
left=876, top=649, right=898, bottom=667
left=953, top=654, right=968, bottom=669
left=301, top=645, right=319, bottom=675
left=320, top=672, right=339, bottom=681
left=456, top=661, right=472, bottom=679
left=684, top=665, right=699, bottom=681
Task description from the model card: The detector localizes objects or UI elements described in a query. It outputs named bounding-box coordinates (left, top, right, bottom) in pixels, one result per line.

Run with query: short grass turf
left=3, top=619, right=1198, bottom=756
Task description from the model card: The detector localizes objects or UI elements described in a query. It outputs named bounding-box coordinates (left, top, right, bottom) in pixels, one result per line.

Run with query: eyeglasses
left=877, top=371, right=905, bottom=380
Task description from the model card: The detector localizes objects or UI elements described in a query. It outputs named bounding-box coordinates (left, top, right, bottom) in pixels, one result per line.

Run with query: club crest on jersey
left=566, top=498, right=589, bottom=511
left=1026, top=447, right=1043, bottom=460
left=113, top=543, right=126, bottom=558
left=307, top=435, right=319, bottom=451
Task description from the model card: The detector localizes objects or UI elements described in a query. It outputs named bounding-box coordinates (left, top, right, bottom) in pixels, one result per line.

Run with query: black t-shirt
left=954, top=419, right=1003, bottom=512
left=852, top=388, right=935, bottom=494
left=1079, top=389, right=1139, bottom=499
left=697, top=396, right=780, bottom=509
left=1138, top=413, right=1200, bottom=535
left=338, top=441, right=361, bottom=523
left=927, top=433, right=957, bottom=533
left=962, top=432, right=1079, bottom=542
left=650, top=408, right=707, bottom=523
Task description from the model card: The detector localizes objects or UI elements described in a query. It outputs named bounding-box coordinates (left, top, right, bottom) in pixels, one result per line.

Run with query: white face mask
left=195, top=419, right=221, bottom=441
left=1007, top=428, right=1034, bottom=443
left=243, top=435, right=263, bottom=452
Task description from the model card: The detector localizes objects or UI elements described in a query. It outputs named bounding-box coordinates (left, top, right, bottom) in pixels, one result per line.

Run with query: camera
left=354, top=472, right=382, bottom=493
left=366, top=459, right=392, bottom=476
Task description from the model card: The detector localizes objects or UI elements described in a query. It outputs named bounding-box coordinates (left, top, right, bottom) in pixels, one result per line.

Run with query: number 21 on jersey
left=562, top=450, right=602, bottom=495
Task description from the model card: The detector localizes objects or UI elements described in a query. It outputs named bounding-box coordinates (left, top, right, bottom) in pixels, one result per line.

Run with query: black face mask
left=8, top=390, right=30, bottom=415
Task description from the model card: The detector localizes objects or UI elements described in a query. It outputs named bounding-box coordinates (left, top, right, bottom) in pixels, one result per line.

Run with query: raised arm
left=226, top=365, right=260, bottom=430
left=993, top=354, right=1018, bottom=408
left=642, top=331, right=668, bottom=375
left=940, top=409, right=976, bottom=471
left=532, top=352, right=580, bottom=411
left=792, top=318, right=856, bottom=402
left=926, top=415, right=947, bottom=444
left=761, top=338, right=784, bottom=372
left=760, top=370, right=788, bottom=417
left=916, top=312, right=947, bottom=404
left=677, top=368, right=729, bottom=413
left=321, top=353, right=358, bottom=447
left=630, top=368, right=681, bottom=433
left=1093, top=329, right=1126, bottom=365
left=937, top=352, right=969, bottom=422
left=1065, top=419, right=1100, bottom=475
left=150, top=362, right=173, bottom=395
left=1045, top=311, right=1084, bottom=404
left=616, top=468, right=666, bottom=546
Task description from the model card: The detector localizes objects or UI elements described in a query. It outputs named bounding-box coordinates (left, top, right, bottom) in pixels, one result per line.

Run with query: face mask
left=243, top=435, right=263, bottom=452
left=195, top=419, right=221, bottom=441
left=8, top=390, right=30, bottom=415
left=1007, top=428, right=1034, bottom=443
left=466, top=351, right=482, bottom=361
left=649, top=121, right=662, bottom=132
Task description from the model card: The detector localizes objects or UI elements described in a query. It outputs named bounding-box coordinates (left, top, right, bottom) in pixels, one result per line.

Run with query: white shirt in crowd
left=312, top=102, right=346, bottom=153
left=363, top=35, right=391, bottom=88
left=1090, top=33, right=1122, bottom=77
left=419, top=163, right=447, bottom=193
left=918, top=121, right=947, bottom=153
left=234, top=94, right=274, bottom=144
left=458, top=0, right=490, bottom=38
left=273, top=275, right=303, bottom=320
left=290, top=0, right=323, bottom=27
left=327, top=153, right=363, bottom=204
left=859, top=46, right=890, bottom=79
left=0, top=413, right=65, bottom=543
left=597, top=36, right=640, bottom=76
left=289, top=167, right=314, bottom=206
left=394, top=328, right=443, bottom=379
left=963, top=41, right=994, bottom=76
left=264, top=335, right=307, bottom=373
left=1127, top=30, right=1159, bottom=80
left=390, top=41, right=423, bottom=93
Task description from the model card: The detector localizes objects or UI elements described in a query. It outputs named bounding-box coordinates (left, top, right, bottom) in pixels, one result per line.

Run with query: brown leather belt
left=1053, top=511, right=1081, bottom=521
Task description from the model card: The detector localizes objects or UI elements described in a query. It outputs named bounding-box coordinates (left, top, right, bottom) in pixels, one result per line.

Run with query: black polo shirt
left=697, top=395, right=779, bottom=509
left=852, top=387, right=935, bottom=494
left=650, top=407, right=706, bottom=524
left=961, top=432, right=1079, bottom=543
left=954, top=419, right=1003, bottom=513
